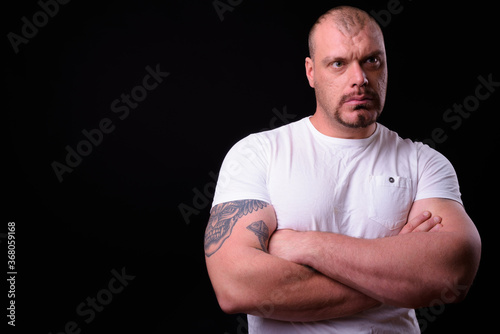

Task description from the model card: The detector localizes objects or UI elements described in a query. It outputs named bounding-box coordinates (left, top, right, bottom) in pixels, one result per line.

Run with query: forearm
left=207, top=248, right=380, bottom=321
left=295, top=230, right=476, bottom=308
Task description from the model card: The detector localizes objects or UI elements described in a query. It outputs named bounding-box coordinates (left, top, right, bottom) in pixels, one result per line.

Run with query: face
left=306, top=19, right=387, bottom=135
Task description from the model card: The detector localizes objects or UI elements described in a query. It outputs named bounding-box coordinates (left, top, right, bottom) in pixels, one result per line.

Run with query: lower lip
left=344, top=99, right=372, bottom=105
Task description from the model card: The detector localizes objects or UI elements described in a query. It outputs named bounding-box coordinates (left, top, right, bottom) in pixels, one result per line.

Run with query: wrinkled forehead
left=314, top=19, right=385, bottom=60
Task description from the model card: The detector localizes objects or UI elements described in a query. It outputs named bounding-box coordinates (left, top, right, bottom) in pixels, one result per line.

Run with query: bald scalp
left=308, top=6, right=381, bottom=58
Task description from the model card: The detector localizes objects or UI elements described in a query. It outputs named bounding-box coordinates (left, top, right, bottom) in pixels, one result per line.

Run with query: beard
left=317, top=87, right=383, bottom=129
left=334, top=102, right=380, bottom=129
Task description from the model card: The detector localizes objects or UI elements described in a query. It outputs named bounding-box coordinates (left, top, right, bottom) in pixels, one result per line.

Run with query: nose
left=349, top=63, right=368, bottom=88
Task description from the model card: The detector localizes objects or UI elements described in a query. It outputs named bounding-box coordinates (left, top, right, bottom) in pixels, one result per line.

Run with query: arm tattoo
left=246, top=220, right=270, bottom=253
left=204, top=200, right=268, bottom=257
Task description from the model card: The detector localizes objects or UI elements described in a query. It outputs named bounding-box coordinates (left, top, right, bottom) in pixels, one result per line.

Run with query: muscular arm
left=270, top=198, right=481, bottom=308
left=204, top=200, right=380, bottom=321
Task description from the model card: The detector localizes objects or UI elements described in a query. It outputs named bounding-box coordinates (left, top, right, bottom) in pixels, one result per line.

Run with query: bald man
left=204, top=6, right=481, bottom=333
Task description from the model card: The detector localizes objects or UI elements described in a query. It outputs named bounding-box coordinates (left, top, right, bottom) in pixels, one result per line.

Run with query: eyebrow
left=321, top=50, right=384, bottom=66
left=321, top=55, right=345, bottom=66
left=363, top=50, right=384, bottom=61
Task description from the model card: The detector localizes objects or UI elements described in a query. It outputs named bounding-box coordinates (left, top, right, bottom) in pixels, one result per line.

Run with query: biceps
left=408, top=198, right=475, bottom=235
left=204, top=200, right=277, bottom=258
left=204, top=200, right=277, bottom=304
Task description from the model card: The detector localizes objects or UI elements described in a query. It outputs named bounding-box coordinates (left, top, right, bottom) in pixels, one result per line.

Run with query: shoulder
left=375, top=124, right=421, bottom=160
left=211, top=120, right=311, bottom=210
left=377, top=124, right=450, bottom=161
left=376, top=124, right=461, bottom=203
left=377, top=124, right=415, bottom=147
left=254, top=116, right=310, bottom=140
left=376, top=124, right=458, bottom=177
left=229, top=117, right=310, bottom=153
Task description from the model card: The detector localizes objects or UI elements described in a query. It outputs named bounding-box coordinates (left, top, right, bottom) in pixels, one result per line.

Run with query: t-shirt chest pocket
left=368, top=175, right=413, bottom=231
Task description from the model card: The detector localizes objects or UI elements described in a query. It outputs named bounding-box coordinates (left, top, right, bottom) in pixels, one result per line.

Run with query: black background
left=4, top=0, right=498, bottom=333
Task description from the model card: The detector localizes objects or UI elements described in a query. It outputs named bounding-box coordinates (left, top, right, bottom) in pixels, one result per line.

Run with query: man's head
left=306, top=6, right=387, bottom=138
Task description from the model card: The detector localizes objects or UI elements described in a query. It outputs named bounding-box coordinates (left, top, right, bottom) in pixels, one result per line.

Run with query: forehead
left=314, top=20, right=385, bottom=60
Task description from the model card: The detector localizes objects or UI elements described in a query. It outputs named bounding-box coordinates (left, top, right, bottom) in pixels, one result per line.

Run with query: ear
left=305, top=57, right=315, bottom=88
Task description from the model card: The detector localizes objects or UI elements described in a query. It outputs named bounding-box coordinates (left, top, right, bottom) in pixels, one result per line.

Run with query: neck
left=310, top=112, right=377, bottom=139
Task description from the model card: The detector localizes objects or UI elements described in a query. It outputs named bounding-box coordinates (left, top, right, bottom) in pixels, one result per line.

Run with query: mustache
left=339, top=89, right=380, bottom=105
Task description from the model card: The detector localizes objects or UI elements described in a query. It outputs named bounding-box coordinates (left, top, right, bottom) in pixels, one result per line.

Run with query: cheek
left=316, top=80, right=342, bottom=106
left=315, top=72, right=343, bottom=96
left=369, top=71, right=387, bottom=94
left=373, top=73, right=388, bottom=108
left=379, top=68, right=388, bottom=88
left=378, top=74, right=388, bottom=98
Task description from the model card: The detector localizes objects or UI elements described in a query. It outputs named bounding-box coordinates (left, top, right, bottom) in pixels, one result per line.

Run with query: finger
left=399, top=211, right=431, bottom=235
left=413, top=216, right=442, bottom=233
left=429, top=222, right=443, bottom=232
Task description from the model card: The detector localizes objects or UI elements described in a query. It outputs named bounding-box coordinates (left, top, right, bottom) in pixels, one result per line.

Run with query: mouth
left=344, top=95, right=374, bottom=106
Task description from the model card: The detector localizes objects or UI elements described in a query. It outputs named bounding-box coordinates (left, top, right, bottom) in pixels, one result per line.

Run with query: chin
left=336, top=107, right=380, bottom=129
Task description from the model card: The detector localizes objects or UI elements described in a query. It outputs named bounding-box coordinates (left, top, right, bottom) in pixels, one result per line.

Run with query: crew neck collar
left=305, top=116, right=380, bottom=147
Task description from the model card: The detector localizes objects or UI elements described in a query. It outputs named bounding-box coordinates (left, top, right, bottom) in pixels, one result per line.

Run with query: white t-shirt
left=212, top=116, right=462, bottom=333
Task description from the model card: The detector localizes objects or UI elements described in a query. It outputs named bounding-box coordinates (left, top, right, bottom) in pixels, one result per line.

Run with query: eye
left=332, top=61, right=344, bottom=68
left=365, top=57, right=380, bottom=67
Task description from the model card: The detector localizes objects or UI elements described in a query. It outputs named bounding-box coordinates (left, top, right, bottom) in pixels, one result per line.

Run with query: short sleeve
left=415, top=143, right=462, bottom=205
left=211, top=134, right=271, bottom=208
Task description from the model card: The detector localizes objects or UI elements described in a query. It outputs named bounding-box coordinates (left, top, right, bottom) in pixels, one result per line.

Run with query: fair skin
left=205, top=7, right=481, bottom=321
left=270, top=199, right=480, bottom=308
left=205, top=201, right=442, bottom=321
left=307, top=11, right=387, bottom=139
left=268, top=7, right=481, bottom=309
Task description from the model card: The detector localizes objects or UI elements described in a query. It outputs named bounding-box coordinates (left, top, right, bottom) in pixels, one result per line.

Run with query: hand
left=398, top=211, right=442, bottom=235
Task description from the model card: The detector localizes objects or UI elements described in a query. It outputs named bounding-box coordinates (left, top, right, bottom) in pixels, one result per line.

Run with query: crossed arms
left=204, top=198, right=481, bottom=321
